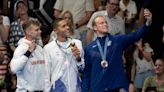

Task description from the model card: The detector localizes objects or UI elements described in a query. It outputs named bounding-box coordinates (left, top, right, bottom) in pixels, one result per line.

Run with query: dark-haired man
left=44, top=18, right=84, bottom=92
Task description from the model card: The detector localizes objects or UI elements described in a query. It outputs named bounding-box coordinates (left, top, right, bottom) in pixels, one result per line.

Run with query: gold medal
left=101, top=60, right=108, bottom=68
left=69, top=42, right=75, bottom=48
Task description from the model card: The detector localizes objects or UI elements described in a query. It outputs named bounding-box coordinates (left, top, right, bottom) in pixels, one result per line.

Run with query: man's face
left=154, top=59, right=164, bottom=75
left=63, top=13, right=72, bottom=25
left=106, top=0, right=119, bottom=16
left=29, top=25, right=41, bottom=40
left=56, top=20, right=70, bottom=38
left=143, top=51, right=152, bottom=61
left=16, top=2, right=28, bottom=16
left=93, top=16, right=109, bottom=36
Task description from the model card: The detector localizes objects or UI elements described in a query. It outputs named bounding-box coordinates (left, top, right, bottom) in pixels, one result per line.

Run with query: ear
left=53, top=28, right=59, bottom=34
left=25, top=29, right=32, bottom=36
left=93, top=25, right=97, bottom=32
left=53, top=28, right=57, bottom=32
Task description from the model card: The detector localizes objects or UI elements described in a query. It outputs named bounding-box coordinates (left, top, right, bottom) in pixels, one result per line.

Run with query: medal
left=101, top=60, right=108, bottom=68
left=69, top=42, right=75, bottom=48
left=96, top=37, right=109, bottom=68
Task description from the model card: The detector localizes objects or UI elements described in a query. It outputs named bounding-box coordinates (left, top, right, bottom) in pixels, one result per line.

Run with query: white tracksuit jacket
left=10, top=38, right=45, bottom=92
left=44, top=38, right=84, bottom=92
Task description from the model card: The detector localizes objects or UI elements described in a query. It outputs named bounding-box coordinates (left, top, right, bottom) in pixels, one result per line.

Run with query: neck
left=108, top=13, right=115, bottom=18
left=20, top=14, right=29, bottom=21
left=57, top=36, right=67, bottom=42
left=156, top=73, right=164, bottom=80
left=123, top=0, right=129, bottom=6
left=97, top=32, right=107, bottom=38
left=25, top=36, right=34, bottom=42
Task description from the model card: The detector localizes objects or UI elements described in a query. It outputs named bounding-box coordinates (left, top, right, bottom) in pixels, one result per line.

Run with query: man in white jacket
left=10, top=19, right=45, bottom=92
left=44, top=18, right=85, bottom=92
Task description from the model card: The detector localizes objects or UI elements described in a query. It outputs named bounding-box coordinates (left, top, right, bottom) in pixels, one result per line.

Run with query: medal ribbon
left=96, top=37, right=109, bottom=61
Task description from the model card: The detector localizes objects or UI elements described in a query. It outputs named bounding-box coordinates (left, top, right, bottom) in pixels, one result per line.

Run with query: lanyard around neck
left=96, top=37, right=109, bottom=60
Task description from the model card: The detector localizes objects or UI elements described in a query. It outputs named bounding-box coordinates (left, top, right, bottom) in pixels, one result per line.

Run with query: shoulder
left=2, top=16, right=10, bottom=25
left=115, top=15, right=124, bottom=22
left=85, top=40, right=96, bottom=50
left=14, top=42, right=29, bottom=56
left=129, top=0, right=136, bottom=4
left=44, top=40, right=56, bottom=50
left=72, top=39, right=82, bottom=44
left=36, top=45, right=43, bottom=50
left=71, top=39, right=83, bottom=48
left=10, top=20, right=19, bottom=26
left=145, top=76, right=155, bottom=82
left=93, top=10, right=107, bottom=16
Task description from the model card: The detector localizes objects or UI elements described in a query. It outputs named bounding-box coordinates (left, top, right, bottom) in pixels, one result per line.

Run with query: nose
left=103, top=22, right=108, bottom=26
left=66, top=25, right=70, bottom=30
left=38, top=29, right=42, bottom=33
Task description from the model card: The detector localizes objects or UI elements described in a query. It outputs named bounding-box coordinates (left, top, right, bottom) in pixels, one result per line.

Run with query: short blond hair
left=22, top=19, right=41, bottom=30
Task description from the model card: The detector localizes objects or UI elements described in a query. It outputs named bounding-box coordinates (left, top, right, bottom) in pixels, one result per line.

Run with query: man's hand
left=129, top=83, right=136, bottom=92
left=144, top=9, right=152, bottom=26
left=27, top=40, right=36, bottom=52
left=70, top=44, right=81, bottom=62
left=135, top=39, right=143, bottom=50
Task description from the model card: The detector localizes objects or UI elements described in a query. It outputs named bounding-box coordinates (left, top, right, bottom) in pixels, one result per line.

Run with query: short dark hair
left=22, top=19, right=41, bottom=30
left=92, top=16, right=105, bottom=27
left=51, top=18, right=64, bottom=29
left=156, top=58, right=164, bottom=63
left=106, top=0, right=120, bottom=4
left=16, top=0, right=26, bottom=9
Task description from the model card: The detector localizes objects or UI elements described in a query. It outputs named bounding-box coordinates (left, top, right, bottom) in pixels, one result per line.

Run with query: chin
left=36, top=37, right=41, bottom=40
left=104, top=30, right=108, bottom=33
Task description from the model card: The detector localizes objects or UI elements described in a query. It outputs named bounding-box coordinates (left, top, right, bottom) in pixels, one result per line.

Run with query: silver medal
left=101, top=60, right=108, bottom=68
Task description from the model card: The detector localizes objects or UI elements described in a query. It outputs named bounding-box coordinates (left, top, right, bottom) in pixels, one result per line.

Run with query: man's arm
left=53, top=0, right=63, bottom=18
left=75, top=11, right=94, bottom=29
left=120, top=9, right=152, bottom=48
left=10, top=41, right=35, bottom=74
left=75, top=0, right=95, bottom=28
left=71, top=40, right=85, bottom=72
left=10, top=44, right=29, bottom=73
left=53, top=9, right=62, bottom=18
left=0, top=16, right=10, bottom=42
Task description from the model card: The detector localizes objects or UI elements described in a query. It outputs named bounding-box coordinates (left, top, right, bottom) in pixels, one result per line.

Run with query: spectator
left=9, top=0, right=28, bottom=22
left=50, top=10, right=80, bottom=42
left=8, top=0, right=29, bottom=52
left=8, top=0, right=42, bottom=52
left=119, top=0, right=137, bottom=33
left=139, top=0, right=164, bottom=60
left=60, top=11, right=81, bottom=39
left=131, top=40, right=155, bottom=92
left=142, top=58, right=164, bottom=92
left=0, top=15, right=10, bottom=42
left=0, top=14, right=10, bottom=91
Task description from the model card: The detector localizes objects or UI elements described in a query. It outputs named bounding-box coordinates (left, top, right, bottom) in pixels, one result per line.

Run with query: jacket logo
left=107, top=41, right=112, bottom=46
